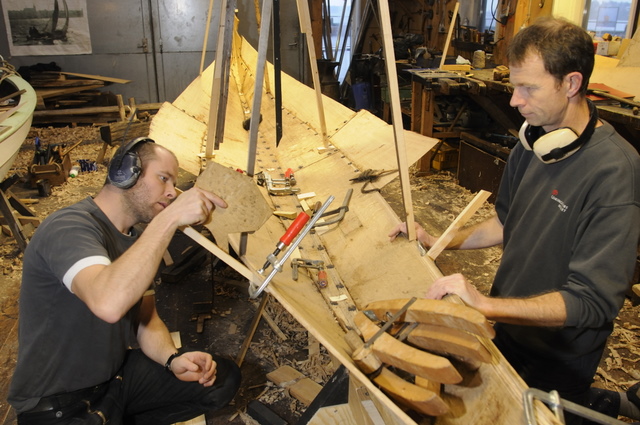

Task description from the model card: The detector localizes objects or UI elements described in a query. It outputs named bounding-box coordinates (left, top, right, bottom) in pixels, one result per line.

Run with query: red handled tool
left=258, top=212, right=310, bottom=274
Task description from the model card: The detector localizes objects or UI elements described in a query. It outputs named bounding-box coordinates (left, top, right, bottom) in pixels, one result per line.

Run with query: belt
left=26, top=382, right=109, bottom=414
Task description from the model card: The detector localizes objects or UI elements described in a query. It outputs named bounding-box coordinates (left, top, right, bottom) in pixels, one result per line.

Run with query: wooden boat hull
left=149, top=33, right=561, bottom=424
left=0, top=74, right=36, bottom=182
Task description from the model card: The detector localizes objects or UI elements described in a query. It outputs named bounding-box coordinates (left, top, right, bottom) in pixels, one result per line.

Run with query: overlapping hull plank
left=149, top=34, right=560, bottom=425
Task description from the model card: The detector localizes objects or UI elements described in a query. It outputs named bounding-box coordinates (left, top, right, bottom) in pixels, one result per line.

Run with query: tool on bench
left=249, top=195, right=335, bottom=298
left=313, top=188, right=352, bottom=227
left=258, top=211, right=310, bottom=274
left=291, top=258, right=327, bottom=288
left=256, top=169, right=298, bottom=195
left=349, top=169, right=397, bottom=193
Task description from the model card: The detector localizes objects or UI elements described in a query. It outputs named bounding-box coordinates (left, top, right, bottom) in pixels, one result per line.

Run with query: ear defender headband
left=107, top=137, right=155, bottom=189
left=518, top=99, right=598, bottom=164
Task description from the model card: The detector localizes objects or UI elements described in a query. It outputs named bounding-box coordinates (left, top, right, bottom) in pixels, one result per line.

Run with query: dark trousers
left=494, top=329, right=598, bottom=425
left=17, top=349, right=241, bottom=425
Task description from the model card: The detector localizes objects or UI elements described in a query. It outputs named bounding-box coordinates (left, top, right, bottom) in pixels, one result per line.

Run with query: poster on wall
left=2, top=0, right=91, bottom=56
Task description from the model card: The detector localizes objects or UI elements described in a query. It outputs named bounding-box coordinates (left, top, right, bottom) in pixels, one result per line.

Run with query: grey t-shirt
left=8, top=197, right=141, bottom=413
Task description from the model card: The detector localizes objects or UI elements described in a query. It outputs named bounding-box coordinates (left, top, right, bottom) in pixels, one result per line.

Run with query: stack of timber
left=149, top=30, right=561, bottom=424
left=24, top=70, right=161, bottom=125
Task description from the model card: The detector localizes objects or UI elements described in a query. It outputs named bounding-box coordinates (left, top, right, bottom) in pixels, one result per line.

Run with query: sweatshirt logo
left=551, top=190, right=568, bottom=212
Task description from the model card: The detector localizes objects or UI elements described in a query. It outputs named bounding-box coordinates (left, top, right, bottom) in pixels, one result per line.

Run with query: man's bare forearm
left=478, top=291, right=567, bottom=327
left=74, top=213, right=178, bottom=322
left=448, top=214, right=504, bottom=250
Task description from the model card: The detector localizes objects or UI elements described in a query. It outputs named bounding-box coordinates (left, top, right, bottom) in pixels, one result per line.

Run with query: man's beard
left=122, top=179, right=159, bottom=224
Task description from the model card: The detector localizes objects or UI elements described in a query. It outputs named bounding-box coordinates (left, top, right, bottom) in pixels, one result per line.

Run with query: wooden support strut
left=427, top=189, right=491, bottom=260
left=295, top=0, right=329, bottom=147
left=376, top=0, right=416, bottom=242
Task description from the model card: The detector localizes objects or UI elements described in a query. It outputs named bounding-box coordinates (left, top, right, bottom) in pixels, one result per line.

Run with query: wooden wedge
left=365, top=298, right=495, bottom=339
left=414, top=375, right=441, bottom=396
left=355, top=312, right=462, bottom=384
left=407, top=323, right=493, bottom=364
left=374, top=368, right=449, bottom=416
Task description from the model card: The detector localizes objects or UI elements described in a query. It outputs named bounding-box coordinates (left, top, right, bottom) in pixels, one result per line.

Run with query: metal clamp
left=523, top=388, right=626, bottom=425
left=314, top=188, right=353, bottom=227
left=256, top=170, right=299, bottom=195
left=249, top=195, right=335, bottom=298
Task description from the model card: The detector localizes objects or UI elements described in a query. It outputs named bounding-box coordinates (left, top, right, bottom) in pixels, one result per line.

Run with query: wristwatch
left=164, top=351, right=180, bottom=373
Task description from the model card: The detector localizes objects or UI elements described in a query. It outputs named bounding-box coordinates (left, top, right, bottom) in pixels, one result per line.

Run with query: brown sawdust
left=1, top=126, right=639, bottom=423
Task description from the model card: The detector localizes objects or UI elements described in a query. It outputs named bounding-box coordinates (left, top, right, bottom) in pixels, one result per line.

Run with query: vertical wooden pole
left=213, top=0, right=237, bottom=150
left=439, top=2, right=459, bottom=70
left=246, top=0, right=273, bottom=176
left=206, top=0, right=230, bottom=159
left=376, top=0, right=416, bottom=240
left=295, top=0, right=329, bottom=147
left=200, top=0, right=215, bottom=75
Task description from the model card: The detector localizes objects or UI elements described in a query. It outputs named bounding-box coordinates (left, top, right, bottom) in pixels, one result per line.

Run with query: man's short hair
left=507, top=17, right=595, bottom=95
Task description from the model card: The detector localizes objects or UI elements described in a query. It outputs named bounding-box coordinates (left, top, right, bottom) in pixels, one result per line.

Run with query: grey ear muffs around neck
left=107, top=137, right=155, bottom=189
left=518, top=99, right=598, bottom=164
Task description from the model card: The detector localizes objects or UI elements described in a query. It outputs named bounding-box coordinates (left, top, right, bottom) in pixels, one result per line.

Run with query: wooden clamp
left=345, top=329, right=450, bottom=417
left=364, top=298, right=495, bottom=339
left=355, top=311, right=463, bottom=385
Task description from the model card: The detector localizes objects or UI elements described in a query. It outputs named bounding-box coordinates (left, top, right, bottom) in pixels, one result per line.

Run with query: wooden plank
left=376, top=0, right=416, bottom=241
left=267, top=365, right=303, bottom=386
left=439, top=2, right=460, bottom=69
left=33, top=103, right=161, bottom=117
left=199, top=0, right=216, bottom=75
left=205, top=0, right=232, bottom=156
left=180, top=225, right=259, bottom=284
left=355, top=312, right=462, bottom=384
left=348, top=377, right=388, bottom=425
left=0, top=89, right=26, bottom=104
left=246, top=0, right=273, bottom=175
left=59, top=71, right=131, bottom=85
left=427, top=189, right=491, bottom=260
left=308, top=404, right=358, bottom=425
left=36, top=84, right=105, bottom=99
left=364, top=298, right=495, bottom=339
left=267, top=364, right=322, bottom=406
left=290, top=378, right=323, bottom=406
left=295, top=0, right=328, bottom=146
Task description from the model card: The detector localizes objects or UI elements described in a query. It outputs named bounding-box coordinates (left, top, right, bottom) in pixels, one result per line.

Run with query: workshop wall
left=0, top=0, right=306, bottom=104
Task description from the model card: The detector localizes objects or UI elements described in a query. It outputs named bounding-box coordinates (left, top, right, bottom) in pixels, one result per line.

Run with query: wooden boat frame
left=147, top=4, right=561, bottom=424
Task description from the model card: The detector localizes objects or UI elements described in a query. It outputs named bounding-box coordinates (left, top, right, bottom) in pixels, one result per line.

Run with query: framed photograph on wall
left=2, top=0, right=91, bottom=56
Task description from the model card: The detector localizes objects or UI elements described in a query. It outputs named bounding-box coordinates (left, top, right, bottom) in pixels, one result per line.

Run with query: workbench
left=405, top=67, right=640, bottom=198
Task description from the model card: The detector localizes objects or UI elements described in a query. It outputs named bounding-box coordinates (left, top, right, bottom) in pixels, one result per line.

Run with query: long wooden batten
left=149, top=30, right=560, bottom=425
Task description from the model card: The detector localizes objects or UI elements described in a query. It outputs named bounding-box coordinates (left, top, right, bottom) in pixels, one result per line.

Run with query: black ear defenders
left=107, top=137, right=155, bottom=189
left=518, top=99, right=598, bottom=164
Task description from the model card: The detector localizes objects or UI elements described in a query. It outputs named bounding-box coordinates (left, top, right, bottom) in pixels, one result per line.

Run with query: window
left=583, top=0, right=636, bottom=38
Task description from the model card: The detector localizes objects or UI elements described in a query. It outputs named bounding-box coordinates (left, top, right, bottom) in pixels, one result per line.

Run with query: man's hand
left=426, top=273, right=489, bottom=312
left=165, top=187, right=227, bottom=228
left=388, top=221, right=437, bottom=248
left=170, top=351, right=218, bottom=386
